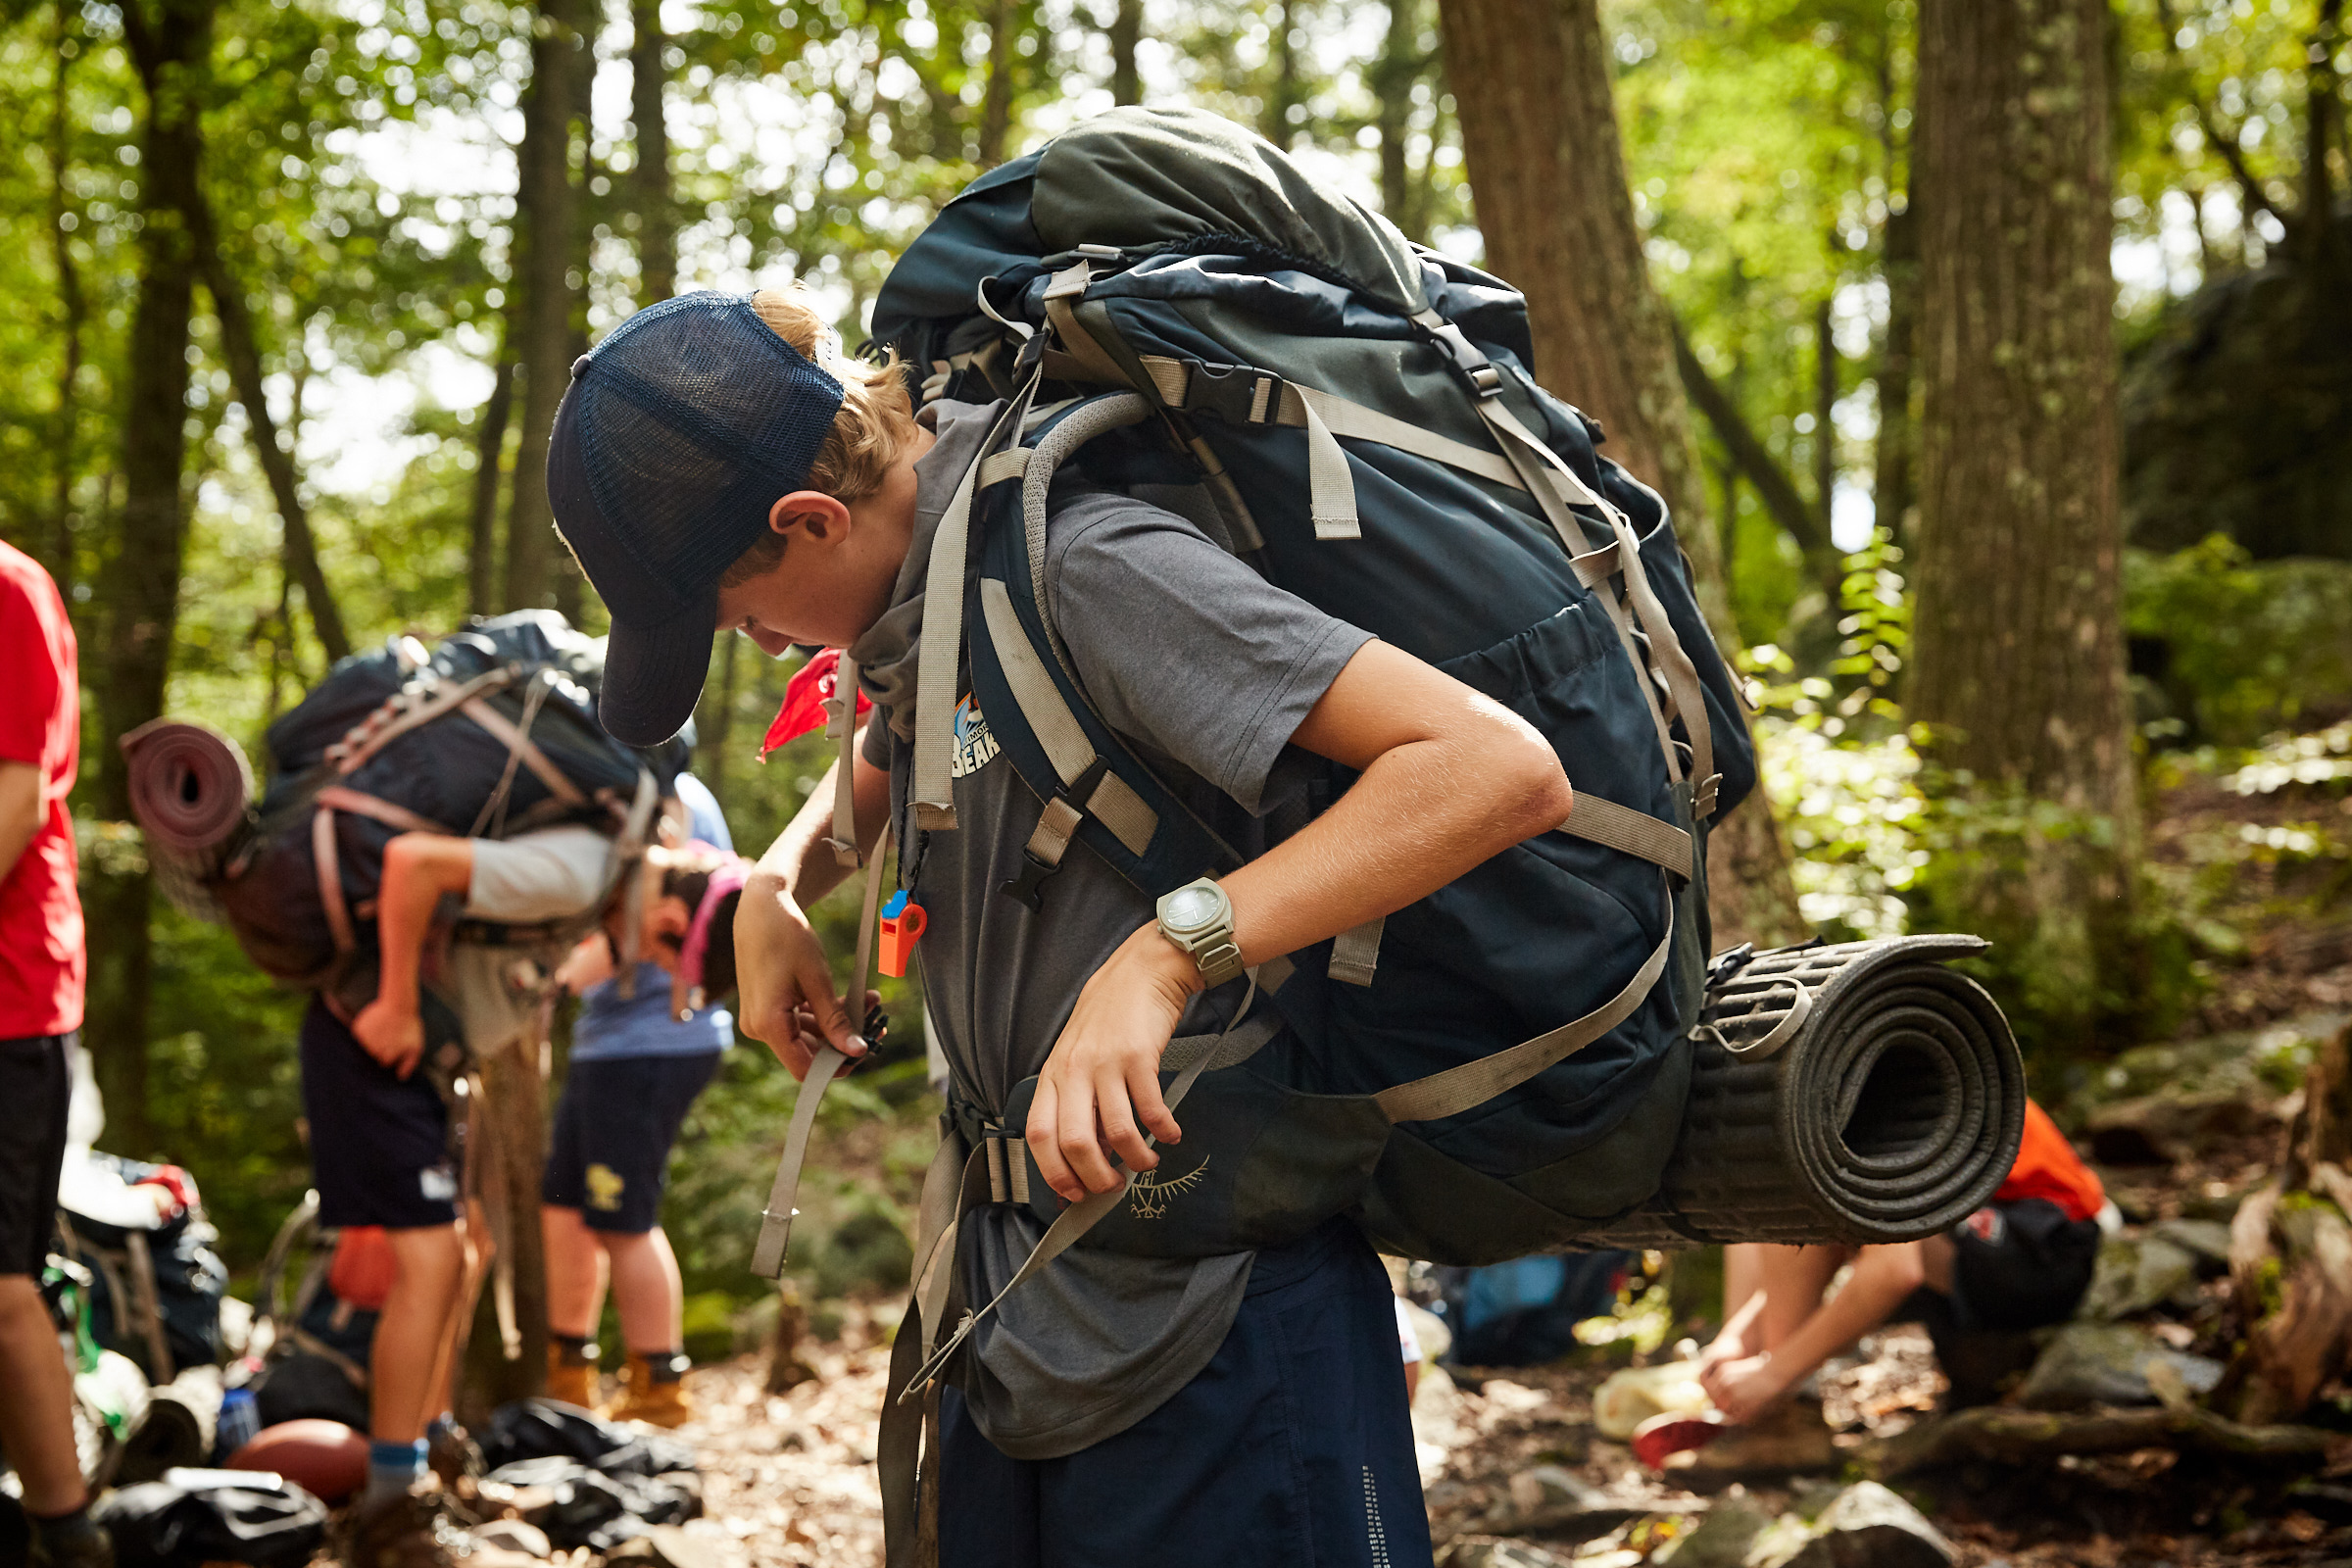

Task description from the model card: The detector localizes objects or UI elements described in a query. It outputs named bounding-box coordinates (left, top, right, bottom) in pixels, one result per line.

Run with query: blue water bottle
left=215, top=1386, right=261, bottom=1461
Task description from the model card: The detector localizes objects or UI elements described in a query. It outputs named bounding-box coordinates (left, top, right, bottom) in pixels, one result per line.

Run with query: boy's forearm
left=375, top=836, right=476, bottom=1013
left=751, top=734, right=889, bottom=908
left=1763, top=1245, right=1925, bottom=1396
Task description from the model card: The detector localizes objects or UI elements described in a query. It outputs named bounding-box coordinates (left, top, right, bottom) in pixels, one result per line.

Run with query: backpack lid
left=871, top=107, right=1429, bottom=347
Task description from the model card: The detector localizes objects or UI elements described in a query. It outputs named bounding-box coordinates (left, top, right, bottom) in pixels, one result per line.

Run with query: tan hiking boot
left=608, top=1351, right=696, bottom=1428
left=545, top=1344, right=599, bottom=1410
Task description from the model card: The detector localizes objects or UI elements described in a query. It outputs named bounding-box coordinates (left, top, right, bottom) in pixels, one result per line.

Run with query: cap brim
left=599, top=595, right=718, bottom=748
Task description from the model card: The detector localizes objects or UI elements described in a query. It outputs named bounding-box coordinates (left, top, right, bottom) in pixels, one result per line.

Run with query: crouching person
left=547, top=287, right=1576, bottom=1567
left=541, top=772, right=741, bottom=1425
left=327, top=799, right=745, bottom=1564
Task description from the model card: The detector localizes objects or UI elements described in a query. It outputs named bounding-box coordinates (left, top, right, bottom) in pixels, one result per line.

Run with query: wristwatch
left=1155, top=877, right=1247, bottom=990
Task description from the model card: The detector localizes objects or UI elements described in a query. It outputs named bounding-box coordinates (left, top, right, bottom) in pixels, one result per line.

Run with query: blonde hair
left=719, top=286, right=917, bottom=589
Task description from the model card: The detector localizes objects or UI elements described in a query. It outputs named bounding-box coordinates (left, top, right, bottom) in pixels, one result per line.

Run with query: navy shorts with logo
left=541, top=1053, right=720, bottom=1234
left=298, top=997, right=461, bottom=1230
left=937, top=1219, right=1434, bottom=1568
left=0, top=1033, right=73, bottom=1275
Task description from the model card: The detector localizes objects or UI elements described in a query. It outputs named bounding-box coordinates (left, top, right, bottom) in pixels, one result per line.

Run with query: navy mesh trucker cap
left=548, top=291, right=846, bottom=746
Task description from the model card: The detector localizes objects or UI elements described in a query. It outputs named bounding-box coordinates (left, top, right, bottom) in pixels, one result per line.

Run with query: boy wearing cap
left=541, top=771, right=741, bottom=1426
left=327, top=798, right=746, bottom=1564
left=551, top=286, right=1573, bottom=1568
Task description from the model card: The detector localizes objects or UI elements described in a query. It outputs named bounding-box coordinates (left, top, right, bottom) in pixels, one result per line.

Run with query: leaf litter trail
left=671, top=1344, right=893, bottom=1566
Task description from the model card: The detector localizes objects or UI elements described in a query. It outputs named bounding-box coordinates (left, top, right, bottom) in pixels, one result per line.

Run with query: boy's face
left=713, top=424, right=935, bottom=654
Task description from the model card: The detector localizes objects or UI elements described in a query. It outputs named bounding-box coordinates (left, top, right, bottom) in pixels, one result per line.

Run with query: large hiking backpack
left=846, top=106, right=1759, bottom=1271
left=207, top=612, right=673, bottom=1001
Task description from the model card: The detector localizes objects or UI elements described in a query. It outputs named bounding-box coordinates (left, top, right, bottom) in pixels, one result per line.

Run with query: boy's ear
left=769, top=490, right=853, bottom=542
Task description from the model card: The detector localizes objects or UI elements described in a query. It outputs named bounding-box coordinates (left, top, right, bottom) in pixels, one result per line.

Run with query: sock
left=366, top=1438, right=428, bottom=1504
left=644, top=1349, right=688, bottom=1385
left=554, top=1334, right=598, bottom=1367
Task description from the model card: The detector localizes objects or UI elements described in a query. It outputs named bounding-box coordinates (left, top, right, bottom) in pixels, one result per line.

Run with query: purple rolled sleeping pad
left=121, top=720, right=254, bottom=918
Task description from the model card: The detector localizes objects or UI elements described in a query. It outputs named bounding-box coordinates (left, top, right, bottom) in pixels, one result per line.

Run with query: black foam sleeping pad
left=1588, top=933, right=2029, bottom=1249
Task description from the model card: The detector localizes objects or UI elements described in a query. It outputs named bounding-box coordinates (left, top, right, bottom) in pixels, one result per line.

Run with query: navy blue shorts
left=937, top=1221, right=1434, bottom=1568
left=298, top=997, right=460, bottom=1230
left=541, top=1053, right=720, bottom=1233
left=0, top=1034, right=72, bottom=1276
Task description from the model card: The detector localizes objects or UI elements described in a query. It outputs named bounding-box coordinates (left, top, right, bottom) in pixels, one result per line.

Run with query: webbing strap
left=1557, top=793, right=1695, bottom=879
left=327, top=667, right=514, bottom=775
left=822, top=652, right=863, bottom=869
left=1019, top=394, right=1154, bottom=681
left=459, top=697, right=586, bottom=808
left=899, top=975, right=1263, bottom=1400
left=1328, top=915, right=1385, bottom=987
left=314, top=807, right=356, bottom=956
left=1043, top=262, right=1131, bottom=386
left=315, top=785, right=449, bottom=838
left=977, top=448, right=1030, bottom=488
left=750, top=825, right=894, bottom=1279
left=911, top=387, right=1039, bottom=831
left=1720, top=977, right=1814, bottom=1061
left=978, top=578, right=1159, bottom=858
left=1373, top=889, right=1673, bottom=1125
left=1279, top=386, right=1360, bottom=540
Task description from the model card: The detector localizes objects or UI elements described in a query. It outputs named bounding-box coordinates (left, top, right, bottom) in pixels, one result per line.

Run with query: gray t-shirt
left=856, top=405, right=1372, bottom=1458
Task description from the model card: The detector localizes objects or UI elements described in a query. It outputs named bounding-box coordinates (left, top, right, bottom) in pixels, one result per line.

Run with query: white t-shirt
left=464, top=825, right=612, bottom=923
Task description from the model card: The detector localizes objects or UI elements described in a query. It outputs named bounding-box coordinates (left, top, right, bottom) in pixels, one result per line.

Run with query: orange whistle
left=878, top=891, right=926, bottom=978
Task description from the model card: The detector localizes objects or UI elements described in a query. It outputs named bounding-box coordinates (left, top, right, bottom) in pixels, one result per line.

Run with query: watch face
left=1165, top=886, right=1222, bottom=933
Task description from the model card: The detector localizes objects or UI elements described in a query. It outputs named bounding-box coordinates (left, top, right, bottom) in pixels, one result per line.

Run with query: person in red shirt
left=0, top=540, right=110, bottom=1568
left=1673, top=1098, right=2106, bottom=1447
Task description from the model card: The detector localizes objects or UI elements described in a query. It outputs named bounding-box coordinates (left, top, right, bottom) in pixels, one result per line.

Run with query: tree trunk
left=1872, top=203, right=1920, bottom=547
left=1263, top=0, right=1299, bottom=149
left=1371, top=0, right=1422, bottom=234
left=188, top=197, right=351, bottom=662
left=49, top=6, right=82, bottom=593
left=1812, top=297, right=1837, bottom=527
left=469, top=347, right=514, bottom=618
left=1106, top=0, right=1142, bottom=106
left=1440, top=0, right=1806, bottom=951
left=629, top=0, right=674, bottom=306
left=1909, top=0, right=2137, bottom=1036
left=978, top=0, right=1015, bottom=168
left=503, top=0, right=588, bottom=613
left=1674, top=318, right=1838, bottom=582
left=90, top=0, right=214, bottom=1154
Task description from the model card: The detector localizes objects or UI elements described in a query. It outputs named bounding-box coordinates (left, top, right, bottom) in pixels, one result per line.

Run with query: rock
left=2079, top=1234, right=2203, bottom=1321
left=470, top=1519, right=552, bottom=1557
left=1753, top=1482, right=1954, bottom=1568
left=1592, top=1361, right=1710, bottom=1441
left=604, top=1524, right=725, bottom=1568
left=1439, top=1539, right=1573, bottom=1568
left=1655, top=1498, right=1770, bottom=1568
left=2015, top=1323, right=2226, bottom=1411
left=1493, top=1464, right=1634, bottom=1537
left=2151, top=1217, right=2235, bottom=1266
left=1403, top=1298, right=1453, bottom=1365
left=2085, top=1090, right=2267, bottom=1165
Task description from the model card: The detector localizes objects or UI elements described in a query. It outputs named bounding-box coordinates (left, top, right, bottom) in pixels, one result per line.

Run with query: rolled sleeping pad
left=121, top=720, right=254, bottom=923
left=1586, top=934, right=2026, bottom=1250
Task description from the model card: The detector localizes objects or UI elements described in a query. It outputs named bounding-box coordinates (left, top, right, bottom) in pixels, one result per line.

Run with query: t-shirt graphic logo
left=950, top=694, right=1001, bottom=779
left=1128, top=1154, right=1209, bottom=1220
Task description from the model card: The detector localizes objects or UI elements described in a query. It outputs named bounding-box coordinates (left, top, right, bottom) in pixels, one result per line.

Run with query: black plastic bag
left=481, top=1457, right=700, bottom=1552
left=93, top=1475, right=328, bottom=1568
left=477, top=1397, right=694, bottom=1478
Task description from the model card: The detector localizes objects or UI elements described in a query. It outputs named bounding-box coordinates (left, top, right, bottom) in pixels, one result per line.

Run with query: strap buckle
left=1000, top=757, right=1108, bottom=910
left=1180, top=361, right=1283, bottom=426
left=1412, top=312, right=1504, bottom=400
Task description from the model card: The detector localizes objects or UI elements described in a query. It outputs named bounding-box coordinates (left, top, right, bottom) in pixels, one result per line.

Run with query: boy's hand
left=1699, top=1349, right=1788, bottom=1426
left=1027, top=924, right=1200, bottom=1201
left=736, top=870, right=867, bottom=1079
left=352, top=996, right=426, bottom=1079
